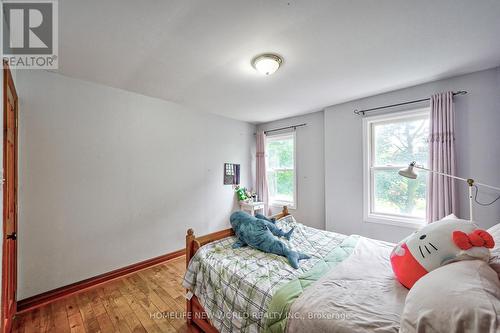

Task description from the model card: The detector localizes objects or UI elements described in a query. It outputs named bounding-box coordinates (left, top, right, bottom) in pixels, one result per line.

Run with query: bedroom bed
left=183, top=207, right=408, bottom=333
left=183, top=208, right=500, bottom=333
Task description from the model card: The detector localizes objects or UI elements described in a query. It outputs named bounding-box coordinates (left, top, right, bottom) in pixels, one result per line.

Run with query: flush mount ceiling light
left=251, top=54, right=283, bottom=75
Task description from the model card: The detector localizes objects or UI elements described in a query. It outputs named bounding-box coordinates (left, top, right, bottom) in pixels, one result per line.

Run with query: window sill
left=270, top=201, right=296, bottom=210
left=364, top=214, right=425, bottom=229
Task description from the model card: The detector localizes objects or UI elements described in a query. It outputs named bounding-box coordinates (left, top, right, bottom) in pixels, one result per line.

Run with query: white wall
left=325, top=67, right=500, bottom=242
left=257, top=112, right=325, bottom=230
left=16, top=70, right=255, bottom=299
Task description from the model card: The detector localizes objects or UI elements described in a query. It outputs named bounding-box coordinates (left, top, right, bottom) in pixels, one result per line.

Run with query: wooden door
left=1, top=61, right=18, bottom=333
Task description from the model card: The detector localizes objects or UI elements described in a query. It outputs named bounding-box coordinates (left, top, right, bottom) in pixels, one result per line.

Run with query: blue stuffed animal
left=255, top=213, right=276, bottom=224
left=230, top=211, right=310, bottom=269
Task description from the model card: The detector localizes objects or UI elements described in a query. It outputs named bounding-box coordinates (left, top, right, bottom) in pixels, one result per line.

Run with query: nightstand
left=240, top=201, right=264, bottom=216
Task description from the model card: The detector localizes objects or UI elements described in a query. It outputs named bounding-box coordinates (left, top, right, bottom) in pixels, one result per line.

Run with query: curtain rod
left=254, top=123, right=307, bottom=135
left=353, top=90, right=467, bottom=116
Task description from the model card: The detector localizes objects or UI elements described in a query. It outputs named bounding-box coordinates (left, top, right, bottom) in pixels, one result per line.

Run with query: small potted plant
left=235, top=185, right=248, bottom=202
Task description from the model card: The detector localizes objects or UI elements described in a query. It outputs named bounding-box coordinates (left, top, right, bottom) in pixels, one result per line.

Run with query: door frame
left=1, top=60, right=18, bottom=333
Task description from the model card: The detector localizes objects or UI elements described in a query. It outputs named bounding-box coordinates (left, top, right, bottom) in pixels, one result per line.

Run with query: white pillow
left=488, top=223, right=500, bottom=278
left=442, top=213, right=458, bottom=220
left=400, top=260, right=500, bottom=333
left=488, top=222, right=500, bottom=239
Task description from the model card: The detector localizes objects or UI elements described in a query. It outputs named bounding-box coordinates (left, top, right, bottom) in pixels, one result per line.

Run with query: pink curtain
left=256, top=131, right=270, bottom=214
left=427, top=91, right=458, bottom=222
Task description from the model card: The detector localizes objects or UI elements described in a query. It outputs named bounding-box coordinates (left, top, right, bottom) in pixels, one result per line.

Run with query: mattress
left=286, top=236, right=408, bottom=333
left=182, top=215, right=347, bottom=333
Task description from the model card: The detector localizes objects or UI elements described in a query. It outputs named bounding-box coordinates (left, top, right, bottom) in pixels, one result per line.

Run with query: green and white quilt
left=182, top=215, right=354, bottom=333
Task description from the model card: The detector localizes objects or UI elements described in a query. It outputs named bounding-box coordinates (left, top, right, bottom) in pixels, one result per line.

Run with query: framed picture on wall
left=224, top=163, right=240, bottom=185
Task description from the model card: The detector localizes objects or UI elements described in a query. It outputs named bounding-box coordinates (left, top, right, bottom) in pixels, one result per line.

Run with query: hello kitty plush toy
left=390, top=217, right=495, bottom=289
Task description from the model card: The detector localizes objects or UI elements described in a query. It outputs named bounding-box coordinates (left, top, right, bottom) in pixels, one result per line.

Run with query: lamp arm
left=412, top=165, right=468, bottom=183
left=407, top=162, right=500, bottom=222
left=413, top=164, right=500, bottom=191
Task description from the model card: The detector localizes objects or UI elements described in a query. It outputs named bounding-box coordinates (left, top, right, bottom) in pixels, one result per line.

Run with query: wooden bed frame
left=185, top=206, right=290, bottom=333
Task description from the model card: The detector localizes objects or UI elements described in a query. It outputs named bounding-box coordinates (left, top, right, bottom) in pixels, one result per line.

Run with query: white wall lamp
left=251, top=54, right=283, bottom=75
left=399, top=161, right=500, bottom=221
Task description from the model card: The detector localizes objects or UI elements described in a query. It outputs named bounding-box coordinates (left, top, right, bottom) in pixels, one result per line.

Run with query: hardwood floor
left=12, top=256, right=199, bottom=333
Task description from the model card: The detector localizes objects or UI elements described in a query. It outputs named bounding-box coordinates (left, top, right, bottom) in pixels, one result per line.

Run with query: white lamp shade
left=398, top=164, right=418, bottom=179
left=252, top=54, right=282, bottom=75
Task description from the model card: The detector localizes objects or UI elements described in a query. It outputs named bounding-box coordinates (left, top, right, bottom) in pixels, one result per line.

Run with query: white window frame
left=266, top=131, right=297, bottom=209
left=362, top=108, right=429, bottom=229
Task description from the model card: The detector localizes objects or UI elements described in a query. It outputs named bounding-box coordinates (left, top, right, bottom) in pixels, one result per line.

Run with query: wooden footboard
left=185, top=206, right=290, bottom=332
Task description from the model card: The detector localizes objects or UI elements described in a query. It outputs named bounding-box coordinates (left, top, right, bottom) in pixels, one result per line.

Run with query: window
left=266, top=132, right=296, bottom=208
left=363, top=109, right=429, bottom=227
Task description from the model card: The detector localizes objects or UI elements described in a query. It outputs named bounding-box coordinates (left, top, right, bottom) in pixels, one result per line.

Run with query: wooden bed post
left=186, top=228, right=195, bottom=268
left=186, top=228, right=195, bottom=325
left=282, top=206, right=289, bottom=217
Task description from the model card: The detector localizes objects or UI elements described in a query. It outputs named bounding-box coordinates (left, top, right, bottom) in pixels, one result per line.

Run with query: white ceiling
left=58, top=0, right=500, bottom=123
